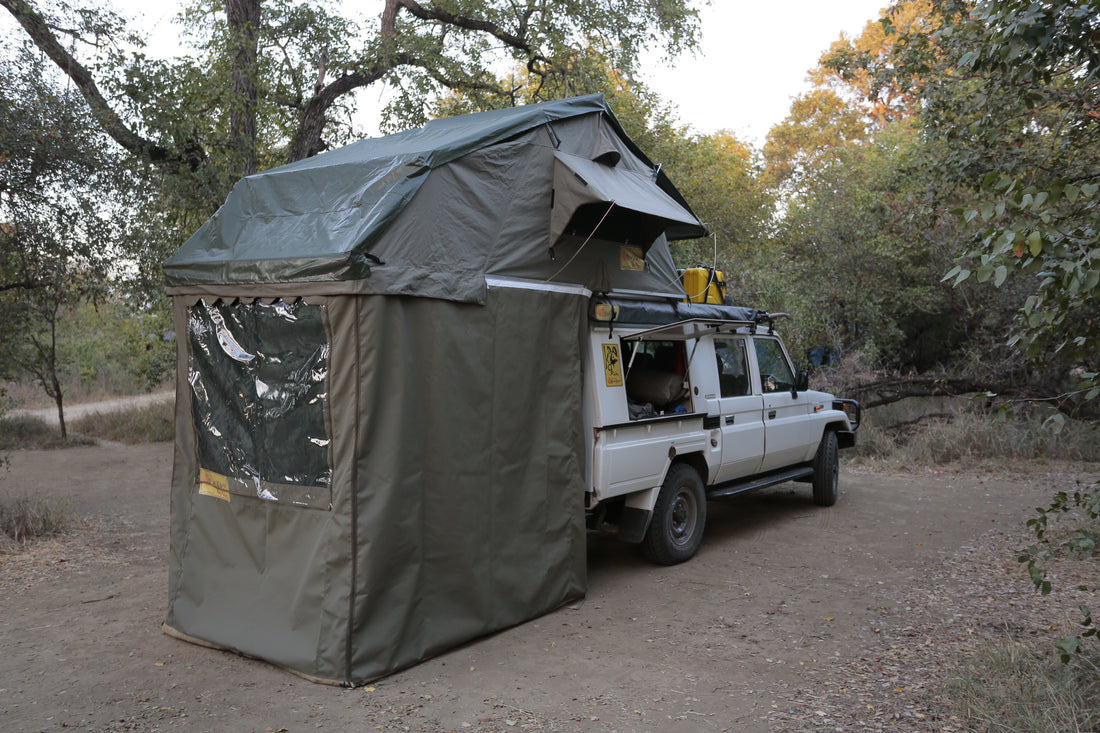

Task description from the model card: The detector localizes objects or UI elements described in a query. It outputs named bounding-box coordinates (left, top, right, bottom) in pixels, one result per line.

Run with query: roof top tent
left=161, top=94, right=707, bottom=685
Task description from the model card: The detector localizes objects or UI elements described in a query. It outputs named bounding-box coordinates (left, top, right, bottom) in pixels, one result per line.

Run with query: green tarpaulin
left=163, top=94, right=704, bottom=683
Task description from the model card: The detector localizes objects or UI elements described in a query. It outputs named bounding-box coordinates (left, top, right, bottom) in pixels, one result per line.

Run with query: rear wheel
left=642, top=463, right=706, bottom=565
left=812, top=431, right=839, bottom=506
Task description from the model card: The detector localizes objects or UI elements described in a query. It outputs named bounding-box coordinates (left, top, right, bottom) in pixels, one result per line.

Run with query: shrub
left=69, top=400, right=175, bottom=444
left=0, top=496, right=70, bottom=553
left=849, top=399, right=1100, bottom=466
left=0, top=414, right=91, bottom=450
left=947, top=639, right=1100, bottom=732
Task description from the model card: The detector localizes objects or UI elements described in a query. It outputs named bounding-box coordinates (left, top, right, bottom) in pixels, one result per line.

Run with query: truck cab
left=583, top=297, right=860, bottom=564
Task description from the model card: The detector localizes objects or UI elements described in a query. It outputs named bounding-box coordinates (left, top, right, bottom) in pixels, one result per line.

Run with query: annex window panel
left=187, top=298, right=332, bottom=509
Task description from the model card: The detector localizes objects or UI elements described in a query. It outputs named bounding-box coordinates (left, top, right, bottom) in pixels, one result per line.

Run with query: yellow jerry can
left=681, top=267, right=727, bottom=304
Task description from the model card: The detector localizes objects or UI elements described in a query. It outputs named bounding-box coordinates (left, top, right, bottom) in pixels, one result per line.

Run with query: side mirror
left=795, top=368, right=809, bottom=393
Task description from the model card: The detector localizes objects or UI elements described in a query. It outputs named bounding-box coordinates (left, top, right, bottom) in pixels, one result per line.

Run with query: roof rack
left=589, top=293, right=790, bottom=337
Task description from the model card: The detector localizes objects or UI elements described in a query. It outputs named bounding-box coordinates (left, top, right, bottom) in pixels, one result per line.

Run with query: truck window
left=622, top=339, right=691, bottom=418
left=754, top=337, right=795, bottom=393
left=714, top=338, right=751, bottom=397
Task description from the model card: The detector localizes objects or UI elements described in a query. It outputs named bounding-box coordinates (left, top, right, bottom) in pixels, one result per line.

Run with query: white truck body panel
left=583, top=307, right=854, bottom=515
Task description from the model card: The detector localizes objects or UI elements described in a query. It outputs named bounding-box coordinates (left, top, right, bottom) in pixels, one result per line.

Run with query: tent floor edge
left=161, top=624, right=347, bottom=687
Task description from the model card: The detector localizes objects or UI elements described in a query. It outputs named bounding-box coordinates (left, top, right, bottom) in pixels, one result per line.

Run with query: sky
left=641, top=0, right=889, bottom=146
left=117, top=0, right=890, bottom=149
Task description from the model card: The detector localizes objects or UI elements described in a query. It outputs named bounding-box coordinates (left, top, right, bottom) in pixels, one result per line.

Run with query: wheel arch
left=824, top=419, right=855, bottom=449
left=673, top=452, right=709, bottom=486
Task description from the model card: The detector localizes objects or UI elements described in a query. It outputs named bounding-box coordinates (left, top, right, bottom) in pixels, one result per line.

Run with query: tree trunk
left=53, top=378, right=66, bottom=440
left=227, top=0, right=261, bottom=177
left=287, top=69, right=384, bottom=162
left=46, top=313, right=66, bottom=439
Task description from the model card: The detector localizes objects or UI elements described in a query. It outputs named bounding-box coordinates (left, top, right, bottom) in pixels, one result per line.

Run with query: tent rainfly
left=162, top=93, right=706, bottom=685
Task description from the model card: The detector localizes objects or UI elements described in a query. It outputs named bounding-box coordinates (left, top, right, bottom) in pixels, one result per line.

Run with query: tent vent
left=593, top=150, right=621, bottom=167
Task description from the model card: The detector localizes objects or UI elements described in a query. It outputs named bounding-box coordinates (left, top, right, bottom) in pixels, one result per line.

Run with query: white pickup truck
left=584, top=296, right=861, bottom=564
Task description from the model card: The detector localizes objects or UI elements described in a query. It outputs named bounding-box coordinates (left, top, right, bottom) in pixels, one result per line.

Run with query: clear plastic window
left=188, top=299, right=332, bottom=509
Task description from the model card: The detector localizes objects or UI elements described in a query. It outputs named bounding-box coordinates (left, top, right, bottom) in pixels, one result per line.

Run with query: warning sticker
left=620, top=245, right=645, bottom=271
left=603, top=343, right=624, bottom=387
left=198, top=468, right=231, bottom=502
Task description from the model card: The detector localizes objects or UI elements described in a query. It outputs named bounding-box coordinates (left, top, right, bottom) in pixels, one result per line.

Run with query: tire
left=812, top=430, right=839, bottom=507
left=642, top=463, right=706, bottom=565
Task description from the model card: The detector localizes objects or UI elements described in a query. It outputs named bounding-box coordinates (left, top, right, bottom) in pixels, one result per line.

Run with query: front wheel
left=812, top=430, right=839, bottom=506
left=642, top=463, right=706, bottom=565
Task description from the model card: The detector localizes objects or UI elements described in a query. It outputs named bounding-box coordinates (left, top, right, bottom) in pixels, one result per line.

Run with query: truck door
left=753, top=336, right=816, bottom=471
left=712, top=337, right=765, bottom=482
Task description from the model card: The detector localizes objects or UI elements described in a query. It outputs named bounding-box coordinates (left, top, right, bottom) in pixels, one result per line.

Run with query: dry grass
left=0, top=414, right=94, bottom=450
left=0, top=401, right=173, bottom=450
left=850, top=399, right=1100, bottom=466
left=769, top=464, right=1100, bottom=732
left=0, top=496, right=71, bottom=554
left=947, top=641, right=1100, bottom=733
left=69, top=401, right=174, bottom=444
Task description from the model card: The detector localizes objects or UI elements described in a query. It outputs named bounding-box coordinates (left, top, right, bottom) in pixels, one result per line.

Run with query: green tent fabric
left=162, top=94, right=705, bottom=684
left=163, top=93, right=705, bottom=302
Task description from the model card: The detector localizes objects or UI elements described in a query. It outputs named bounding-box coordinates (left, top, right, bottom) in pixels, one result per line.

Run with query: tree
left=882, top=0, right=1100, bottom=660
left=936, top=0, right=1100, bottom=377
left=812, top=0, right=935, bottom=128
left=2, top=0, right=703, bottom=178
left=756, top=123, right=967, bottom=363
left=762, top=88, right=868, bottom=188
left=843, top=0, right=1099, bottom=384
left=0, top=51, right=130, bottom=437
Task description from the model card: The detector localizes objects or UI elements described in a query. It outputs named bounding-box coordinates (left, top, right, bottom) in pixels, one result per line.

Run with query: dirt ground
left=0, top=438, right=1095, bottom=733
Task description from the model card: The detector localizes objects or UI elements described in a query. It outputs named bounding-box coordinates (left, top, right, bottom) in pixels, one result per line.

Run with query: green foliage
left=892, top=0, right=1100, bottom=379
left=948, top=178, right=1100, bottom=368
left=55, top=300, right=175, bottom=395
left=1018, top=482, right=1100, bottom=662
left=755, top=120, right=979, bottom=369
left=0, top=48, right=139, bottom=435
left=666, top=131, right=772, bottom=271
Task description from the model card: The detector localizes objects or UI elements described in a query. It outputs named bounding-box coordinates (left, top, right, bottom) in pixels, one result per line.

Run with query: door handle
left=725, top=415, right=735, bottom=425
left=768, top=410, right=777, bottom=420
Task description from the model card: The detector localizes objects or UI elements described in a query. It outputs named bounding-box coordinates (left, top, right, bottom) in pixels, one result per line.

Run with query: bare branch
left=383, top=0, right=531, bottom=53
left=0, top=280, right=40, bottom=293
left=286, top=47, right=513, bottom=162
left=0, top=0, right=204, bottom=171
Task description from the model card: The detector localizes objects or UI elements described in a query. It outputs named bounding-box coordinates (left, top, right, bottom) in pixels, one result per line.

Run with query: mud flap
left=618, top=506, right=652, bottom=543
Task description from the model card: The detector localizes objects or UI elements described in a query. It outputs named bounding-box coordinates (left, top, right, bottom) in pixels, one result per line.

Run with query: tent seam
left=344, top=296, right=362, bottom=685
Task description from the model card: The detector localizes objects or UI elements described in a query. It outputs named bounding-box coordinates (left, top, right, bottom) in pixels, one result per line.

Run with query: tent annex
left=162, top=94, right=705, bottom=684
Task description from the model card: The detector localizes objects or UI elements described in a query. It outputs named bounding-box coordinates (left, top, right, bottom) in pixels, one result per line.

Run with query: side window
left=622, top=339, right=691, bottom=417
left=714, top=338, right=751, bottom=397
left=753, top=338, right=795, bottom=394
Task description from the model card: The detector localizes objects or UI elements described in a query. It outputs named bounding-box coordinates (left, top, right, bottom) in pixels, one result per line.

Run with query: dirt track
left=0, top=440, right=1089, bottom=732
